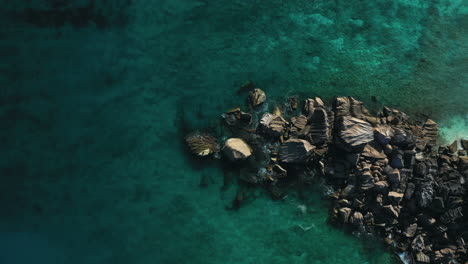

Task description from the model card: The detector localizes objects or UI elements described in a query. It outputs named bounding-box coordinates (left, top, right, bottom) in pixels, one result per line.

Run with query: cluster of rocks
left=185, top=86, right=468, bottom=264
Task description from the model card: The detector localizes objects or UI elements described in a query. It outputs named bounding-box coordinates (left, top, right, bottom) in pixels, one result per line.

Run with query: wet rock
left=248, top=88, right=266, bottom=107
left=222, top=107, right=252, bottom=126
left=374, top=126, right=393, bottom=146
left=223, top=138, right=252, bottom=161
left=259, top=113, right=287, bottom=138
left=349, top=211, right=364, bottom=226
left=423, top=119, right=438, bottom=148
left=308, top=108, right=330, bottom=145
left=185, top=133, right=219, bottom=156
left=461, top=139, right=468, bottom=150
left=336, top=116, right=374, bottom=151
left=338, top=207, right=352, bottom=224
left=279, top=139, right=314, bottom=163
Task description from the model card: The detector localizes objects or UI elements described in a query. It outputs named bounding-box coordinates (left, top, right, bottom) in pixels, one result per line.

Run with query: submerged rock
left=279, top=139, right=314, bottom=163
left=185, top=133, right=219, bottom=156
left=223, top=138, right=252, bottom=161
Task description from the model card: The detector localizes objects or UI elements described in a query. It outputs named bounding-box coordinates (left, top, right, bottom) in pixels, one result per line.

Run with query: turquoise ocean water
left=1, top=1, right=467, bottom=263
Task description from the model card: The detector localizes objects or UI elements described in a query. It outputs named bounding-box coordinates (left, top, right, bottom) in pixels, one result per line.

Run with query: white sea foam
left=439, top=114, right=468, bottom=145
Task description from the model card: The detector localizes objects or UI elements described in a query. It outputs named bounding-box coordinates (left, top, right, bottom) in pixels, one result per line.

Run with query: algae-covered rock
left=185, top=133, right=219, bottom=156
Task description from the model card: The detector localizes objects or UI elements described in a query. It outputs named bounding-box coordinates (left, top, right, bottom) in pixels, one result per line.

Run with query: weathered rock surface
left=308, top=108, right=330, bottom=146
left=423, top=119, right=438, bottom=147
left=336, top=116, right=374, bottom=151
left=259, top=113, right=287, bottom=138
left=223, top=138, right=252, bottom=161
left=279, top=139, right=314, bottom=163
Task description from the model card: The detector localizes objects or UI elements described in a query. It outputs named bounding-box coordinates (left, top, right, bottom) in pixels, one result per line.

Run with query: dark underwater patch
left=20, top=0, right=132, bottom=29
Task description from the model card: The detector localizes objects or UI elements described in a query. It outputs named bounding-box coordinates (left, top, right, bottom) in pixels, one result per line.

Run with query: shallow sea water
left=0, top=1, right=467, bottom=263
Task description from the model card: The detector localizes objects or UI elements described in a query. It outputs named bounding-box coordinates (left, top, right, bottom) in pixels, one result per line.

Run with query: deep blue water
left=0, top=1, right=467, bottom=263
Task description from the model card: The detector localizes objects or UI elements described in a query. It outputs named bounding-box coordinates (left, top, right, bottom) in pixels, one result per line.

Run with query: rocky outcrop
left=186, top=91, right=468, bottom=264
left=279, top=139, right=314, bottom=163
left=223, top=138, right=252, bottom=161
left=308, top=108, right=330, bottom=146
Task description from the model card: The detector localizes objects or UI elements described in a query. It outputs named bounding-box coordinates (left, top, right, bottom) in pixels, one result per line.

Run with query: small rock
left=415, top=252, right=430, bottom=263
left=185, top=133, right=219, bottom=156
left=259, top=113, right=288, bottom=138
left=349, top=211, right=364, bottom=226
left=249, top=88, right=266, bottom=107
left=223, top=138, right=252, bottom=161
left=388, top=192, right=404, bottom=205
left=279, top=139, right=314, bottom=163
left=338, top=207, right=352, bottom=224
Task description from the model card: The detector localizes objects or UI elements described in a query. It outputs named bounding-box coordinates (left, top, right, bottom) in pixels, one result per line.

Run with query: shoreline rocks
left=185, top=89, right=468, bottom=264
